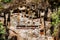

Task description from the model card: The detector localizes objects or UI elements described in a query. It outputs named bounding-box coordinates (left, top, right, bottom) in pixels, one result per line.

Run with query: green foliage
left=0, top=22, right=5, bottom=34
left=1, top=0, right=11, bottom=3
left=0, top=4, right=3, bottom=9
left=51, top=8, right=60, bottom=36
left=0, top=22, right=5, bottom=40
left=51, top=12, right=60, bottom=26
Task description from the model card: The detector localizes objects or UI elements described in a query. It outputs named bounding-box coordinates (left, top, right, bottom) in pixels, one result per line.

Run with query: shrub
left=0, top=22, right=5, bottom=40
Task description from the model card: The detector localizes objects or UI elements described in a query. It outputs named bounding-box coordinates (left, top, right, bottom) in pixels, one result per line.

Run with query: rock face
left=0, top=0, right=53, bottom=40
left=9, top=28, right=40, bottom=40
left=8, top=5, right=45, bottom=40
left=10, top=13, right=40, bottom=26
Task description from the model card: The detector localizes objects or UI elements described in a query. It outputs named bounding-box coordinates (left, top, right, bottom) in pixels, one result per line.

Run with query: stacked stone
left=0, top=1, right=52, bottom=40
